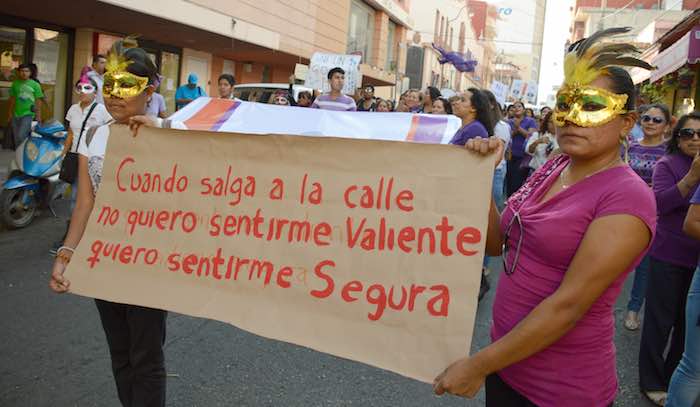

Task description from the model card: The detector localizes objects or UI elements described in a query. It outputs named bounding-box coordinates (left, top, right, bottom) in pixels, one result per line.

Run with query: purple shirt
left=494, top=155, right=656, bottom=407
left=145, top=92, right=166, bottom=117
left=448, top=120, right=488, bottom=145
left=310, top=93, right=357, bottom=111
left=650, top=153, right=700, bottom=269
left=508, top=117, right=537, bottom=158
left=628, top=142, right=667, bottom=185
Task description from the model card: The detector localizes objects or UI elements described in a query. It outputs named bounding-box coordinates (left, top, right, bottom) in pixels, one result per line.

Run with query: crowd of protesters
left=32, top=26, right=700, bottom=407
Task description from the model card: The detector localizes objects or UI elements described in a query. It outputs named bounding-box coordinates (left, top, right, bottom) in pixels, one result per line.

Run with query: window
left=386, top=21, right=396, bottom=71
left=347, top=0, right=374, bottom=63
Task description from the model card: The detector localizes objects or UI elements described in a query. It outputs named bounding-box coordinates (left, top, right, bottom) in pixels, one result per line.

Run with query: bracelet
left=56, top=251, right=72, bottom=265
left=57, top=246, right=75, bottom=255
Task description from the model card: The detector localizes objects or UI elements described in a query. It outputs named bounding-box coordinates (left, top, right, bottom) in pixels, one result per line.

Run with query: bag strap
left=74, top=103, right=98, bottom=152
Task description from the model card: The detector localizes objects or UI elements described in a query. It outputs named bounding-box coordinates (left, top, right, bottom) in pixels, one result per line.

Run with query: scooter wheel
left=0, top=188, right=37, bottom=229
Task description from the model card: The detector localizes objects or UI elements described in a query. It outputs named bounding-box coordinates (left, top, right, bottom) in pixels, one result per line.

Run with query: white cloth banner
left=170, top=98, right=461, bottom=145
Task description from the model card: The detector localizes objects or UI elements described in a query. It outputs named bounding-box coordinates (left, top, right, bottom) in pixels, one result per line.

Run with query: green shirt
left=10, top=79, right=44, bottom=118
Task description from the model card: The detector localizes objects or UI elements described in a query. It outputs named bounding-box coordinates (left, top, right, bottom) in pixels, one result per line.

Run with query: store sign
left=650, top=31, right=691, bottom=83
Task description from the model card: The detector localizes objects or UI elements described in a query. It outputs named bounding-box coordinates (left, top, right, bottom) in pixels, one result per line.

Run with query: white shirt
left=493, top=120, right=511, bottom=171
left=525, top=131, right=559, bottom=170
left=65, top=102, right=112, bottom=152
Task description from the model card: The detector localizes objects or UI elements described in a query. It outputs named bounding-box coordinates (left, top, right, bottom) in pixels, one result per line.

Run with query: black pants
left=506, top=157, right=530, bottom=197
left=95, top=299, right=167, bottom=407
left=638, top=258, right=695, bottom=392
left=486, top=373, right=537, bottom=406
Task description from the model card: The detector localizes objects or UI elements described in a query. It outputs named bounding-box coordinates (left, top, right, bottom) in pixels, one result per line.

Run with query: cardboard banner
left=65, top=126, right=492, bottom=382
left=304, top=52, right=362, bottom=94
left=171, top=98, right=462, bottom=144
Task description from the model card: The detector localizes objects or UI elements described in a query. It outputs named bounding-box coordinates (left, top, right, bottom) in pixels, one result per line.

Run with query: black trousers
left=486, top=373, right=538, bottom=406
left=506, top=157, right=530, bottom=197
left=95, top=299, right=167, bottom=407
left=638, top=258, right=695, bottom=392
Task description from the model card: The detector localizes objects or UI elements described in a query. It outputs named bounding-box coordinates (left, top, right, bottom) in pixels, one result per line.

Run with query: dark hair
left=433, top=97, right=453, bottom=114
left=525, top=108, right=534, bottom=117
left=512, top=101, right=524, bottom=109
left=218, top=73, right=235, bottom=86
left=667, top=111, right=700, bottom=154
left=93, top=54, right=106, bottom=64
left=482, top=90, right=502, bottom=121
left=506, top=104, right=514, bottom=111
left=427, top=86, right=442, bottom=102
left=604, top=66, right=636, bottom=112
left=123, top=47, right=159, bottom=85
left=642, top=103, right=671, bottom=124
left=467, top=87, right=495, bottom=137
left=364, top=85, right=375, bottom=92
left=327, top=67, right=345, bottom=80
left=298, top=91, right=312, bottom=100
left=540, top=111, right=554, bottom=133
left=18, top=63, right=31, bottom=70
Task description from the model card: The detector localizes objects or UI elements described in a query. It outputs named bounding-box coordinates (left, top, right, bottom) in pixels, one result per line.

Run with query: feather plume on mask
left=563, top=27, right=654, bottom=87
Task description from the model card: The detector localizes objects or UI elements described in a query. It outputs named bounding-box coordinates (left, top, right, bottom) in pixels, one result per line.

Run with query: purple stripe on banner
left=210, top=101, right=241, bottom=131
left=412, top=115, right=448, bottom=144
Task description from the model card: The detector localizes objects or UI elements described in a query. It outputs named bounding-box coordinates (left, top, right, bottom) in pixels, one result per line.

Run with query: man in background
left=87, top=54, right=106, bottom=103
left=311, top=67, right=356, bottom=111
left=175, top=73, right=206, bottom=110
left=7, top=63, right=43, bottom=148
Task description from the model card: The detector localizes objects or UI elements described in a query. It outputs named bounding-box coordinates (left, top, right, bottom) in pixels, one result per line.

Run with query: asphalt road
left=0, top=203, right=656, bottom=407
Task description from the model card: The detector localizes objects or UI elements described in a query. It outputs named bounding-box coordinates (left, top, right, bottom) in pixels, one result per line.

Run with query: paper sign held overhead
left=305, top=53, right=361, bottom=95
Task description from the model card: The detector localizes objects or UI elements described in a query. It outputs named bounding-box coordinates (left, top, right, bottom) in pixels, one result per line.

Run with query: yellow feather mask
left=103, top=36, right=149, bottom=99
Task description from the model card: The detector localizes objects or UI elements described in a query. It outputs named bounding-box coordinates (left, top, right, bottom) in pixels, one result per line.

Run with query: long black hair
left=467, top=87, right=495, bottom=136
left=426, top=86, right=441, bottom=103
left=667, top=111, right=700, bottom=154
left=482, top=90, right=502, bottom=122
left=119, top=44, right=159, bottom=86
left=434, top=97, right=452, bottom=114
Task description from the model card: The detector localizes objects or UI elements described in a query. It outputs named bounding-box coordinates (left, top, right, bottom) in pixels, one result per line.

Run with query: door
left=32, top=28, right=69, bottom=122
left=184, top=55, right=209, bottom=97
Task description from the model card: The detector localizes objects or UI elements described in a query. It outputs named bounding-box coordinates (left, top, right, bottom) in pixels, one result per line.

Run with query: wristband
left=57, top=246, right=75, bottom=255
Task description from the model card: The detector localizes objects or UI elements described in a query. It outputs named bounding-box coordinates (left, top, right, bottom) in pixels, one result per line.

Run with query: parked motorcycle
left=1, top=121, right=68, bottom=229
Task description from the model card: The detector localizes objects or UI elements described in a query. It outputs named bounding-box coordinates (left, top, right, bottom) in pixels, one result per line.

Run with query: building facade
left=1, top=0, right=411, bottom=130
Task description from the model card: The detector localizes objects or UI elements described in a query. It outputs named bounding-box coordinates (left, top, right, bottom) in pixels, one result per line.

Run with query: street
left=0, top=201, right=656, bottom=407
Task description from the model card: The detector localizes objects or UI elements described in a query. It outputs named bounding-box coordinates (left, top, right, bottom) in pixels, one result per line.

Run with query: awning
left=650, top=29, right=693, bottom=83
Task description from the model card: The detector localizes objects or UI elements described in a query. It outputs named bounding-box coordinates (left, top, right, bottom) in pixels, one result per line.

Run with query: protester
left=405, top=89, right=423, bottom=113
left=217, top=73, right=236, bottom=100
left=639, top=112, right=700, bottom=406
left=505, top=101, right=538, bottom=196
left=422, top=86, right=441, bottom=114
left=525, top=110, right=558, bottom=172
left=311, top=67, right=356, bottom=111
left=433, top=28, right=656, bottom=407
left=524, top=108, right=535, bottom=119
left=7, top=63, right=43, bottom=148
left=539, top=106, right=552, bottom=118
left=175, top=73, right=206, bottom=110
left=87, top=54, right=107, bottom=104
left=432, top=97, right=452, bottom=115
left=357, top=85, right=376, bottom=112
left=297, top=91, right=313, bottom=107
left=449, top=88, right=494, bottom=145
left=395, top=92, right=409, bottom=112
left=375, top=98, right=391, bottom=112
left=270, top=90, right=291, bottom=106
left=505, top=104, right=515, bottom=119
left=49, top=39, right=185, bottom=407
left=666, top=187, right=700, bottom=406
left=622, top=104, right=670, bottom=331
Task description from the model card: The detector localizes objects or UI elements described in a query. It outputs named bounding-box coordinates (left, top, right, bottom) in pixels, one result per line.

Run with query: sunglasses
left=679, top=128, right=700, bottom=140
left=75, top=83, right=96, bottom=94
left=641, top=115, right=665, bottom=124
left=502, top=211, right=523, bottom=276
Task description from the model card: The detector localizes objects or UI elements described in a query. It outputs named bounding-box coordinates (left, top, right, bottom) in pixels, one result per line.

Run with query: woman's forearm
left=485, top=199, right=503, bottom=256
left=683, top=205, right=700, bottom=241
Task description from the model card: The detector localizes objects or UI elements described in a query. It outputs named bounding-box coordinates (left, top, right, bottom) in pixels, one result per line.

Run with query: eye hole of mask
left=556, top=101, right=570, bottom=111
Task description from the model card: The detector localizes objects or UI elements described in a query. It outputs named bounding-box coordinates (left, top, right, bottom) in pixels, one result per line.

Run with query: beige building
left=1, top=0, right=411, bottom=125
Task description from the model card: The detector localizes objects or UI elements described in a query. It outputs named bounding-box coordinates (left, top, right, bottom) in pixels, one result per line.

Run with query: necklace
left=560, top=156, right=622, bottom=189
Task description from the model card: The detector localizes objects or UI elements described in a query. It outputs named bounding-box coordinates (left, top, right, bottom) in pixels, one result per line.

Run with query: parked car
left=232, top=83, right=314, bottom=104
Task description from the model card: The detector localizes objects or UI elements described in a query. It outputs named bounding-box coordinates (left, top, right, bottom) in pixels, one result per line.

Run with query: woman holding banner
left=48, top=38, right=183, bottom=407
left=433, top=28, right=657, bottom=407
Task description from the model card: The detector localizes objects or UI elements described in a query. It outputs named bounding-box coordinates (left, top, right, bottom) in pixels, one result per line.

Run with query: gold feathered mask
left=554, top=27, right=654, bottom=128
left=103, top=36, right=149, bottom=99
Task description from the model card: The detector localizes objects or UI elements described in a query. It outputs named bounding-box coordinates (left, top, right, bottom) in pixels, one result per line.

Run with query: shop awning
left=649, top=27, right=699, bottom=83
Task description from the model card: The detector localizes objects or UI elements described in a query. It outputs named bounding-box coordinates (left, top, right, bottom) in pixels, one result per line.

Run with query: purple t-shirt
left=310, top=93, right=357, bottom=111
left=145, top=92, right=166, bottom=117
left=628, top=142, right=667, bottom=185
left=650, top=153, right=700, bottom=269
left=493, top=155, right=656, bottom=407
left=508, top=117, right=538, bottom=158
left=448, top=120, right=488, bottom=145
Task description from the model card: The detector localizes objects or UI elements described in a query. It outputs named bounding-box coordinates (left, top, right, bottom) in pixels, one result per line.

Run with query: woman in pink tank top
left=433, top=28, right=657, bottom=407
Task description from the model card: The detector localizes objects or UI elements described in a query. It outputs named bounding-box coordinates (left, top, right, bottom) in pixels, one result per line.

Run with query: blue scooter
left=1, top=120, right=68, bottom=229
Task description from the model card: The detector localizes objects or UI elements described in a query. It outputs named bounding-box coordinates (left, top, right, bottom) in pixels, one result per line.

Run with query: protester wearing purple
left=506, top=101, right=538, bottom=196
left=448, top=88, right=494, bottom=146
left=310, top=67, right=356, bottom=112
left=639, top=112, right=700, bottom=406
